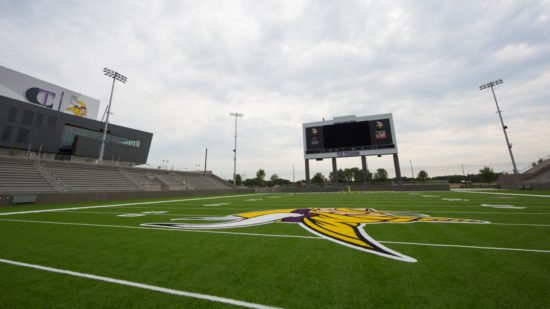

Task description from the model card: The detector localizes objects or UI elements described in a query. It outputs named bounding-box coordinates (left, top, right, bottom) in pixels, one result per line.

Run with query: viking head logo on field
left=142, top=208, right=489, bottom=262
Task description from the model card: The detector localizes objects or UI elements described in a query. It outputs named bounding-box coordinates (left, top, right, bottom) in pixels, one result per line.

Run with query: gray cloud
left=1, top=0, right=549, bottom=180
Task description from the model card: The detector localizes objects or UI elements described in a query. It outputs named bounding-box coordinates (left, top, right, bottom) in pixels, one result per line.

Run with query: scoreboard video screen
left=303, top=114, right=397, bottom=159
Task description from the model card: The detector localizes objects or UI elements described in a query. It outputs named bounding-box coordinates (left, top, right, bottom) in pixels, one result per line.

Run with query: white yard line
left=393, top=210, right=550, bottom=215
left=60, top=211, right=223, bottom=217
left=382, top=241, right=550, bottom=254
left=1, top=218, right=549, bottom=253
left=490, top=223, right=550, bottom=227
left=0, top=193, right=265, bottom=216
left=453, top=190, right=550, bottom=198
left=0, top=258, right=280, bottom=309
left=0, top=218, right=319, bottom=239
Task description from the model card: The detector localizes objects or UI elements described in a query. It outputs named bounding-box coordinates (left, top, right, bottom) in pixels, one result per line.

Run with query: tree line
left=229, top=166, right=501, bottom=186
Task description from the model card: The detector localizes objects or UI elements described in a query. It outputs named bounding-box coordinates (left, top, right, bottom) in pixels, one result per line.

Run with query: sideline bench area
left=11, top=194, right=37, bottom=205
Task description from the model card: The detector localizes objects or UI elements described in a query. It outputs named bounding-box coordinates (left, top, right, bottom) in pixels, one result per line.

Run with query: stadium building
left=0, top=65, right=152, bottom=164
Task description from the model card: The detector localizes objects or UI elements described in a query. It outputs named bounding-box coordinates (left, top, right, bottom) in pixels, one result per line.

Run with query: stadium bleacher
left=0, top=155, right=232, bottom=194
left=0, top=157, right=57, bottom=193
left=498, top=157, right=550, bottom=190
left=42, top=160, right=142, bottom=192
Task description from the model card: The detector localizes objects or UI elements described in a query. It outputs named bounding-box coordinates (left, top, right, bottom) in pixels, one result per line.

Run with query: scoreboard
left=303, top=114, right=397, bottom=159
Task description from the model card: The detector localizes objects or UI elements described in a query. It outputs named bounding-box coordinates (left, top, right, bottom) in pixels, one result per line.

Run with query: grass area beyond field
left=0, top=190, right=549, bottom=308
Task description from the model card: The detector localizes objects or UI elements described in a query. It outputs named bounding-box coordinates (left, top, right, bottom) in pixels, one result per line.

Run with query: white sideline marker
left=0, top=258, right=280, bottom=309
left=0, top=193, right=265, bottom=216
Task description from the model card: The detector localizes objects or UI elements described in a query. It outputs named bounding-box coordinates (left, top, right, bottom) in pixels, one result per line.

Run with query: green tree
left=329, top=169, right=347, bottom=183
left=235, top=174, right=243, bottom=186
left=256, top=169, right=266, bottom=186
left=270, top=174, right=279, bottom=182
left=417, top=170, right=429, bottom=181
left=373, top=168, right=388, bottom=182
left=256, top=169, right=266, bottom=181
left=311, top=172, right=327, bottom=185
left=479, top=166, right=497, bottom=183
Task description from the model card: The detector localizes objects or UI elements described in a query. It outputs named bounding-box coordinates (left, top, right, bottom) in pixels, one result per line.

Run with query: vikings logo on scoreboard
left=303, top=114, right=398, bottom=159
left=142, top=208, right=489, bottom=262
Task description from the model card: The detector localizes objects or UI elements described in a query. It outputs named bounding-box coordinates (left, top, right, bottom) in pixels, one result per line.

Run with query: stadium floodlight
left=229, top=112, right=244, bottom=186
left=479, top=79, right=518, bottom=175
left=98, top=68, right=127, bottom=164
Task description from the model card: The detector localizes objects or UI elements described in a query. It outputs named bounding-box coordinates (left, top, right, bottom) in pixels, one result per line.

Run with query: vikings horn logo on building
left=142, top=208, right=489, bottom=262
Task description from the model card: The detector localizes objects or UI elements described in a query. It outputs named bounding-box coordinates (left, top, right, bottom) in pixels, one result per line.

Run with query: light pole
left=479, top=79, right=518, bottom=174
left=229, top=112, right=244, bottom=186
left=98, top=68, right=127, bottom=164
left=409, top=160, right=415, bottom=181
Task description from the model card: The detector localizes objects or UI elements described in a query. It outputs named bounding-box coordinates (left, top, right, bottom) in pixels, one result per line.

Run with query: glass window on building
left=60, top=125, right=141, bottom=150
left=7, top=107, right=17, bottom=122
left=1, top=125, right=12, bottom=142
left=47, top=116, right=57, bottom=131
left=16, top=128, right=30, bottom=143
left=22, top=110, right=34, bottom=125
left=34, top=113, right=43, bottom=128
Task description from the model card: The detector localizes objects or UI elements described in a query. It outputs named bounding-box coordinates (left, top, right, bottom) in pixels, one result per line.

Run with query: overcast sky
left=1, top=0, right=549, bottom=180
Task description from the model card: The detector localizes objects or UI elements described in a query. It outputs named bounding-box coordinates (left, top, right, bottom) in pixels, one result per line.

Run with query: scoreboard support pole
left=332, top=158, right=338, bottom=185
left=305, top=159, right=310, bottom=183
left=361, top=155, right=368, bottom=185
left=393, top=153, right=402, bottom=184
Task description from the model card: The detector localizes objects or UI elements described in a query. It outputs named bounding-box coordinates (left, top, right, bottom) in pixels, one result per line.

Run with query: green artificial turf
left=0, top=190, right=548, bottom=308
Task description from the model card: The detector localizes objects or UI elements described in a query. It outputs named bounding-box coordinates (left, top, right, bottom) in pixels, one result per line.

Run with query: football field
left=0, top=190, right=549, bottom=308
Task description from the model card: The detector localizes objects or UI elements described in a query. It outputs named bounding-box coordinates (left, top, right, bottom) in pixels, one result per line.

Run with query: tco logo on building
left=25, top=87, right=56, bottom=108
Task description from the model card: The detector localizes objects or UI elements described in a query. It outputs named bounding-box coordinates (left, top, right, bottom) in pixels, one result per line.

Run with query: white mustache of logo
left=142, top=213, right=302, bottom=230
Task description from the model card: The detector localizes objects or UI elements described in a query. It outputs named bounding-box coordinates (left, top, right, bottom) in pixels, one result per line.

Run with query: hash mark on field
left=117, top=214, right=145, bottom=217
left=0, top=258, right=280, bottom=309
left=202, top=203, right=230, bottom=207
left=442, top=198, right=469, bottom=202
left=244, top=198, right=262, bottom=202
left=480, top=204, right=526, bottom=209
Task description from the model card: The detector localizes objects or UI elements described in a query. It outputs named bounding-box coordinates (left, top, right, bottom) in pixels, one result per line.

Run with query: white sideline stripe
left=0, top=258, right=279, bottom=309
left=0, top=193, right=265, bottom=216
left=381, top=241, right=550, bottom=254
left=1, top=218, right=549, bottom=253
left=454, top=190, right=550, bottom=198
